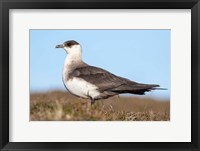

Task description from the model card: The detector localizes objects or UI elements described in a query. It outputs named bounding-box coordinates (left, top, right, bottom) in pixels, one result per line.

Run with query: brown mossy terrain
left=30, top=91, right=170, bottom=121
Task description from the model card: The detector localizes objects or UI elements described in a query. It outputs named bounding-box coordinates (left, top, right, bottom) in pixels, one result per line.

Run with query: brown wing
left=68, top=66, right=137, bottom=92
left=69, top=66, right=160, bottom=95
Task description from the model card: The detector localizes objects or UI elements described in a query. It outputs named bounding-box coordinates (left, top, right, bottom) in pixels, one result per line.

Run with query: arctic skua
left=56, top=40, right=161, bottom=104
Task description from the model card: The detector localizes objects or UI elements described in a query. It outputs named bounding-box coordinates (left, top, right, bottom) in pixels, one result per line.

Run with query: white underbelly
left=64, top=77, right=101, bottom=99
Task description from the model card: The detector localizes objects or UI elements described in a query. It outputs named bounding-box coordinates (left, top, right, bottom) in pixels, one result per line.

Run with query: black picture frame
left=0, top=0, right=199, bottom=151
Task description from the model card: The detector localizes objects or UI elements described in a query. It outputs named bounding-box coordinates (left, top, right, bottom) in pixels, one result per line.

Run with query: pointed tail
left=111, top=83, right=166, bottom=95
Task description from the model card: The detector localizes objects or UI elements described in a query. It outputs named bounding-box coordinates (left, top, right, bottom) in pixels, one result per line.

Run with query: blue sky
left=30, top=30, right=170, bottom=100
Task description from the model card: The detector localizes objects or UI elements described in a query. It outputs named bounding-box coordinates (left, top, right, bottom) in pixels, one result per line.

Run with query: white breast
left=64, top=77, right=101, bottom=99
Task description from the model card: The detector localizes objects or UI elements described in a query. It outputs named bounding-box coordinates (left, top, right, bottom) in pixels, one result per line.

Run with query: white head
left=56, top=40, right=82, bottom=56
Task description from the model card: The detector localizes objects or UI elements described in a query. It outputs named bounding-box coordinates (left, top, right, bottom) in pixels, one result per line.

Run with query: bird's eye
left=64, top=43, right=68, bottom=47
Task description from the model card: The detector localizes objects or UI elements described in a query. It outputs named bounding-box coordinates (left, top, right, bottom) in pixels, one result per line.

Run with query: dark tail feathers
left=111, top=83, right=166, bottom=95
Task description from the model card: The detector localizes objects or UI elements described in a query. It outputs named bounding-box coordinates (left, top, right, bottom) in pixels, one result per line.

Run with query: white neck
left=63, top=45, right=83, bottom=81
left=65, top=53, right=82, bottom=66
left=64, top=45, right=83, bottom=66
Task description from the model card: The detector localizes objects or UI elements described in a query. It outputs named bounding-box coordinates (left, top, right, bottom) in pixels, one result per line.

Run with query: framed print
left=0, top=0, right=200, bottom=151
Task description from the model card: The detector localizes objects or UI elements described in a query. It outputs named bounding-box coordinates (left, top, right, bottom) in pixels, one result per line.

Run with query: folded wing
left=68, top=66, right=159, bottom=96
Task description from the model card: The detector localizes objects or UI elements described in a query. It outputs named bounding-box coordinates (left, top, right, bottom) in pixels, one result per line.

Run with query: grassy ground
left=30, top=91, right=170, bottom=121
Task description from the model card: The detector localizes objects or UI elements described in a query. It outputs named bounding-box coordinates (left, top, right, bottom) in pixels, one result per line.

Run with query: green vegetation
left=30, top=91, right=170, bottom=121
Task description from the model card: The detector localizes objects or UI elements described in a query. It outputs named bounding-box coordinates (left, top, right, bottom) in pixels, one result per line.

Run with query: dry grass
left=30, top=91, right=170, bottom=121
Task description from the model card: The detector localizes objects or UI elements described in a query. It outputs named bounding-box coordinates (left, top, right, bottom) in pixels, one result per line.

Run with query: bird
left=56, top=40, right=161, bottom=105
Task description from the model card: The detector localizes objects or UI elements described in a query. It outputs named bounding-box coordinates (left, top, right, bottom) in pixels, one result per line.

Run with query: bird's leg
left=86, top=91, right=95, bottom=106
left=90, top=97, right=95, bottom=106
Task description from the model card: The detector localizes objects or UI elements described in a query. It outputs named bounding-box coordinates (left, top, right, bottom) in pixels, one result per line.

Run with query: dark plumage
left=68, top=65, right=160, bottom=99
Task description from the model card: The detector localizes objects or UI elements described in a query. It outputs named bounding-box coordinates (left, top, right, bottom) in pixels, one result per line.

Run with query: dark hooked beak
left=55, top=44, right=64, bottom=48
